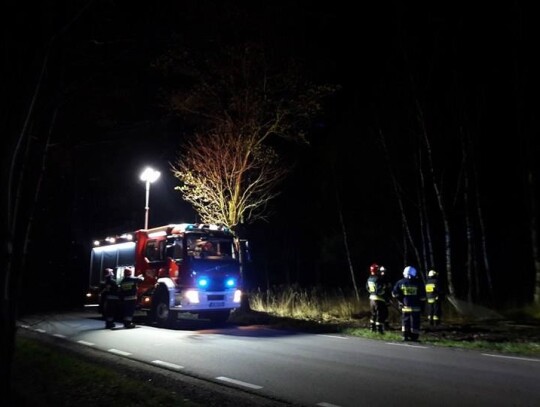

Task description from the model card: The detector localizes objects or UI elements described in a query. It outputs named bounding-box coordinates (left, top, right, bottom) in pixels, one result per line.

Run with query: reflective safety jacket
left=425, top=277, right=442, bottom=304
left=101, top=276, right=119, bottom=300
left=119, top=275, right=143, bottom=301
left=392, top=277, right=426, bottom=312
left=366, top=275, right=388, bottom=302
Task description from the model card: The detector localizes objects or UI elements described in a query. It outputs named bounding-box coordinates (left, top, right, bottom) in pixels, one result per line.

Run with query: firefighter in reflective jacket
left=102, top=268, right=119, bottom=329
left=119, top=267, right=144, bottom=329
left=366, top=263, right=389, bottom=334
left=392, top=266, right=426, bottom=342
left=425, top=270, right=443, bottom=326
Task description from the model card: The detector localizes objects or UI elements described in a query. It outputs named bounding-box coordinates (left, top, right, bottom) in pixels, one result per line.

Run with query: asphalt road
left=17, top=310, right=540, bottom=407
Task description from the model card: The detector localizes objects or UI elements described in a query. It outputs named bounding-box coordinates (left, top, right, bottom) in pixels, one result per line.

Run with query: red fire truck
left=86, top=223, right=248, bottom=326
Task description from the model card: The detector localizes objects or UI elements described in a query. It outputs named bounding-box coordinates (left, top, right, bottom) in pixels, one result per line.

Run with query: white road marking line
left=318, top=334, right=347, bottom=339
left=317, top=402, right=342, bottom=407
left=386, top=342, right=427, bottom=349
left=216, top=376, right=263, bottom=389
left=152, top=360, right=184, bottom=370
left=482, top=353, right=540, bottom=362
left=34, top=328, right=46, bottom=333
left=108, top=349, right=131, bottom=356
left=77, top=340, right=94, bottom=346
left=53, top=334, right=66, bottom=339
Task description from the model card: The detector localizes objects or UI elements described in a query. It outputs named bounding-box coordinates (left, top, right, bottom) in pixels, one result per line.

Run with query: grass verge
left=235, top=287, right=540, bottom=358
left=11, top=335, right=200, bottom=407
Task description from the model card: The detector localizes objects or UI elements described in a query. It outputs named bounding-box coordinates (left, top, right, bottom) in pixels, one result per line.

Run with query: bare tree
left=333, top=170, right=360, bottom=302
left=171, top=130, right=288, bottom=229
left=160, top=43, right=336, bottom=232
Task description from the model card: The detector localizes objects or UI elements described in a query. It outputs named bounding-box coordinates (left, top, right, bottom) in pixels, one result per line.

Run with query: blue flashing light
left=197, top=278, right=209, bottom=288
left=225, top=278, right=235, bottom=287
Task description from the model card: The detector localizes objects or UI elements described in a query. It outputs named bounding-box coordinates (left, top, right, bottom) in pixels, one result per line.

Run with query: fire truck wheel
left=154, top=292, right=172, bottom=328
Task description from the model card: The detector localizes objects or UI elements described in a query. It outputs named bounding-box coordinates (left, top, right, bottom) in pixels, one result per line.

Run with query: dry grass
left=248, top=285, right=365, bottom=322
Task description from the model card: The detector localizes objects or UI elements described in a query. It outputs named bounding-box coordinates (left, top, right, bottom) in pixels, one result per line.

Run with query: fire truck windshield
left=187, top=235, right=236, bottom=260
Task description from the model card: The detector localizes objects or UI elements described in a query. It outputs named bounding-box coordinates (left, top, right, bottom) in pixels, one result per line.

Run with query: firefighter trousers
left=122, top=299, right=137, bottom=328
left=103, top=295, right=119, bottom=328
left=401, top=310, right=421, bottom=341
left=427, top=300, right=442, bottom=325
left=370, top=300, right=388, bottom=333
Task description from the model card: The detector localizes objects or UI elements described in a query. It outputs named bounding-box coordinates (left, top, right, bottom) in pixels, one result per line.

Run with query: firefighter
left=119, top=266, right=144, bottom=329
left=392, top=266, right=426, bottom=342
left=425, top=269, right=443, bottom=326
left=101, top=268, right=119, bottom=329
left=366, top=263, right=389, bottom=334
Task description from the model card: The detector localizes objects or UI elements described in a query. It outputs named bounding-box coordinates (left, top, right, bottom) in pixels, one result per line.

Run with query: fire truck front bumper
left=174, top=289, right=242, bottom=311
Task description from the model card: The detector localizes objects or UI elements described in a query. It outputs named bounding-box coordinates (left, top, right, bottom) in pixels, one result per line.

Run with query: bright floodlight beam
left=140, top=167, right=161, bottom=230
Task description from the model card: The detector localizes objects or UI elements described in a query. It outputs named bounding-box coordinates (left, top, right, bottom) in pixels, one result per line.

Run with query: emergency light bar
left=92, top=241, right=136, bottom=253
left=93, top=233, right=133, bottom=246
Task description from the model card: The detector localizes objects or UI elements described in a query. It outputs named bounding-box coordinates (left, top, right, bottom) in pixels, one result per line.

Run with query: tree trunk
left=417, top=150, right=435, bottom=274
left=415, top=101, right=456, bottom=297
left=334, top=172, right=360, bottom=303
left=464, top=152, right=474, bottom=303
left=472, top=159, right=494, bottom=301
left=378, top=128, right=422, bottom=269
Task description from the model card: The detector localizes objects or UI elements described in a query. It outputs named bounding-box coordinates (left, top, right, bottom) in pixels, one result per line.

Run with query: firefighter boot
left=370, top=321, right=377, bottom=332
left=410, top=333, right=420, bottom=342
left=105, top=321, right=115, bottom=329
left=377, top=324, right=385, bottom=334
left=124, top=321, right=136, bottom=329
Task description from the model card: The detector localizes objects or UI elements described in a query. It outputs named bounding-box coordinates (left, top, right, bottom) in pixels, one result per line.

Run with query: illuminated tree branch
left=161, top=43, right=337, bottom=232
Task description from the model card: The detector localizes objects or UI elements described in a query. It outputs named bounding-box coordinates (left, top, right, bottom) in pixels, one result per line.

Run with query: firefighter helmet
left=124, top=267, right=133, bottom=277
left=379, top=266, right=386, bottom=275
left=428, top=270, right=437, bottom=277
left=369, top=263, right=380, bottom=275
left=403, top=266, right=417, bottom=278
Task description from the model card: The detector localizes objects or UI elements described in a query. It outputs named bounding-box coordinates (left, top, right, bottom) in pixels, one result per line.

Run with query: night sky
left=4, top=1, right=538, bottom=311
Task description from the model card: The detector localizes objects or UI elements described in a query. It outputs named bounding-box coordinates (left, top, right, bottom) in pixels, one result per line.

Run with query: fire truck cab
left=86, top=223, right=247, bottom=327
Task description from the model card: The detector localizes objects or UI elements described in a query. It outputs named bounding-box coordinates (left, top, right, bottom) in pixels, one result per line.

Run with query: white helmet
left=428, top=270, right=437, bottom=277
left=379, top=266, right=386, bottom=274
left=403, top=266, right=417, bottom=278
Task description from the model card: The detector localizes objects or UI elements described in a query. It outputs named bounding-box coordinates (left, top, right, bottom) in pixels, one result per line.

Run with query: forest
left=3, top=1, right=539, bottom=342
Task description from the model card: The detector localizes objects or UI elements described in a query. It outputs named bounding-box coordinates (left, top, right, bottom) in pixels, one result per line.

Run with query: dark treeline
left=4, top=0, right=539, bottom=324
left=246, top=2, right=539, bottom=307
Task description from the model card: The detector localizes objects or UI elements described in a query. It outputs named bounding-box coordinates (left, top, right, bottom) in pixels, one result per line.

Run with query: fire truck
left=86, top=223, right=247, bottom=326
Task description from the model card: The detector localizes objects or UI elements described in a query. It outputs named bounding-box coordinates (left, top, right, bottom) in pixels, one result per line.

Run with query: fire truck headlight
left=197, top=278, right=209, bottom=288
left=185, top=290, right=200, bottom=304
left=225, top=278, right=235, bottom=287
left=233, top=289, right=242, bottom=303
